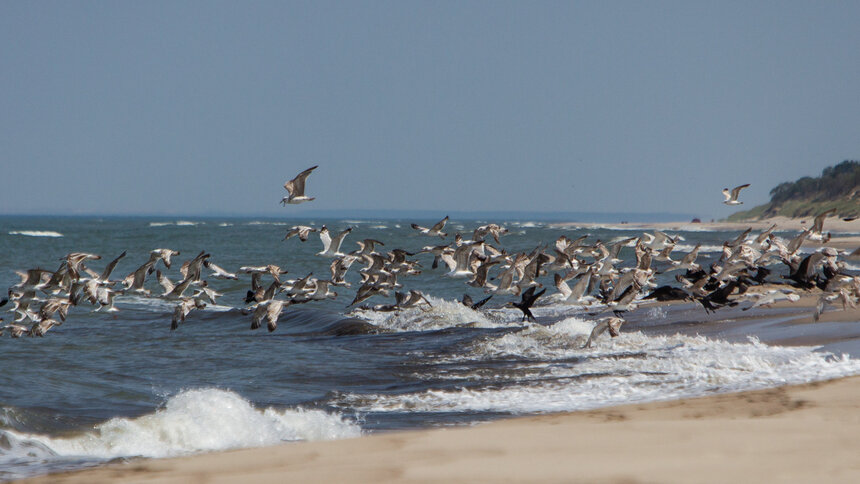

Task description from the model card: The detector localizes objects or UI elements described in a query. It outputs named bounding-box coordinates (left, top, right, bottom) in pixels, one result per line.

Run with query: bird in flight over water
left=282, top=165, right=318, bottom=205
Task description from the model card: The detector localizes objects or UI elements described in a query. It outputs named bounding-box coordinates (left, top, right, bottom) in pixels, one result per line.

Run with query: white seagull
left=722, top=184, right=750, bottom=205
left=317, top=226, right=353, bottom=257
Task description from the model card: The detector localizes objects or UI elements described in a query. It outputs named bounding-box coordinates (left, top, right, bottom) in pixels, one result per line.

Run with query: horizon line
left=0, top=208, right=705, bottom=222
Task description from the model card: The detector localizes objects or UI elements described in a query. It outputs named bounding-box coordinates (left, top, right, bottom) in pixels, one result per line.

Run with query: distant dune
left=729, top=160, right=860, bottom=221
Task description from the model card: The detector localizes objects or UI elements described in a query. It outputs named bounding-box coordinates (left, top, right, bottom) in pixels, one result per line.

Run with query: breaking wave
left=7, top=231, right=64, bottom=238
left=0, top=388, right=360, bottom=480
left=332, top=317, right=860, bottom=414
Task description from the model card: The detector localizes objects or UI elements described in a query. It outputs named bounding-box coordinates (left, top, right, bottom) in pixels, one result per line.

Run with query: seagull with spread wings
left=281, top=165, right=318, bottom=205
left=722, top=184, right=750, bottom=205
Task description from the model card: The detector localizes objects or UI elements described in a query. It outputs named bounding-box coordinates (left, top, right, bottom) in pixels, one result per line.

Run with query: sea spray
left=7, top=231, right=64, bottom=238
left=1, top=388, right=360, bottom=464
left=350, top=296, right=506, bottom=331
left=331, top=320, right=860, bottom=414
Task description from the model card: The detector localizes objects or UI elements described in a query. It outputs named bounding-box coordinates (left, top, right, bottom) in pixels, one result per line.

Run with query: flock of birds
left=2, top=171, right=858, bottom=345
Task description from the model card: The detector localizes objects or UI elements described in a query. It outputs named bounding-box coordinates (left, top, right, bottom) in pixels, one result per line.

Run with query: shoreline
left=549, top=215, right=860, bottom=233
left=548, top=217, right=860, bottom=233
left=549, top=215, right=860, bottom=253
left=20, top=375, right=860, bottom=484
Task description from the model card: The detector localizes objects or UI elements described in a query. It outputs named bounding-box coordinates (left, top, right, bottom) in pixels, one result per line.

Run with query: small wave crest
left=350, top=296, right=507, bottom=332
left=332, top=322, right=860, bottom=414
left=246, top=221, right=289, bottom=226
left=8, top=230, right=64, bottom=238
left=0, top=388, right=360, bottom=478
left=675, top=243, right=724, bottom=253
left=149, top=221, right=203, bottom=227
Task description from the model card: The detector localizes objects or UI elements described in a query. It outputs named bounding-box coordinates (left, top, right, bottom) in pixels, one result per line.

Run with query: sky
left=1, top=1, right=859, bottom=219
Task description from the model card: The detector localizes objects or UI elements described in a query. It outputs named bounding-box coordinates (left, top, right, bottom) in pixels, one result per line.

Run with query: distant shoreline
left=550, top=215, right=860, bottom=232
left=550, top=216, right=860, bottom=252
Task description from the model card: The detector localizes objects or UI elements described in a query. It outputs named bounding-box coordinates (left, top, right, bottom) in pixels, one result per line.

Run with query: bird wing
left=156, top=270, right=174, bottom=294
left=319, top=227, right=332, bottom=253
left=731, top=184, right=750, bottom=200
left=554, top=273, right=572, bottom=299
left=284, top=165, right=318, bottom=197
left=100, top=251, right=127, bottom=281
left=431, top=216, right=449, bottom=232
left=813, top=209, right=836, bottom=233
left=330, top=228, right=353, bottom=253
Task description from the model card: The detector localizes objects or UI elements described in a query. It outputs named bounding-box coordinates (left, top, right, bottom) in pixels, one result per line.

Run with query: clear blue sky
left=1, top=1, right=858, bottom=219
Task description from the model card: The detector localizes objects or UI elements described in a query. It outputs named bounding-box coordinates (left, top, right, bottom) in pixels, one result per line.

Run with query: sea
left=1, top=215, right=859, bottom=480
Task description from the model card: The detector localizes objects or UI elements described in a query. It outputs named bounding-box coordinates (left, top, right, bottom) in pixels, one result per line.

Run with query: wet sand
left=19, top=297, right=860, bottom=484
left=19, top=375, right=860, bottom=484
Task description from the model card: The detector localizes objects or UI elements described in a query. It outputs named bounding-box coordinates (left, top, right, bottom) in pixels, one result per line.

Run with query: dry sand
left=20, top=375, right=860, bottom=484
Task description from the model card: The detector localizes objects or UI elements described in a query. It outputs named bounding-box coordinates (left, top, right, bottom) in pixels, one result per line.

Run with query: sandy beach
left=19, top=374, right=860, bottom=484
left=550, top=216, right=860, bottom=253
left=551, top=215, right=860, bottom=233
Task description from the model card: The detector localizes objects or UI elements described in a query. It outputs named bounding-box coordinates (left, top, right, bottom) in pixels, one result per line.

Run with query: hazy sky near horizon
left=2, top=1, right=859, bottom=219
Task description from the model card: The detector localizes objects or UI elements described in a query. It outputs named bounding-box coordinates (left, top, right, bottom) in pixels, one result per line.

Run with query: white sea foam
left=246, top=221, right=289, bottom=226
left=351, top=296, right=508, bottom=331
left=8, top=230, right=64, bottom=238
left=675, top=243, right=724, bottom=253
left=334, top=318, right=860, bottom=414
left=218, top=223, right=233, bottom=227
left=1, top=388, right=360, bottom=464
left=670, top=225, right=721, bottom=232
left=148, top=221, right=203, bottom=227
left=583, top=224, right=638, bottom=231
left=112, top=296, right=234, bottom=313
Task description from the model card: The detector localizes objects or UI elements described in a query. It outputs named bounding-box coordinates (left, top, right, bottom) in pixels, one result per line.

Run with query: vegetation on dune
left=728, top=160, right=860, bottom=221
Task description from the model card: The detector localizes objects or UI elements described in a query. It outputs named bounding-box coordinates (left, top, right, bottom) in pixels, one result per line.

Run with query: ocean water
left=1, top=216, right=859, bottom=480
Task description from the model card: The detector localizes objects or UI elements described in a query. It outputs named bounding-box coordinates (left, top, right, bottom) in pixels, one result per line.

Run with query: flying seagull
left=281, top=165, right=318, bottom=205
left=283, top=225, right=317, bottom=242
left=411, top=216, right=449, bottom=238
left=318, top=226, right=353, bottom=257
left=722, top=184, right=750, bottom=205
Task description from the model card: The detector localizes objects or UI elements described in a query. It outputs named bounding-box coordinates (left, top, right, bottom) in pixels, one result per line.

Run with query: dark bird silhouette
left=507, top=286, right=546, bottom=322
left=695, top=279, right=747, bottom=313
left=643, top=286, right=690, bottom=302
left=785, top=252, right=825, bottom=289
left=461, top=293, right=493, bottom=310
